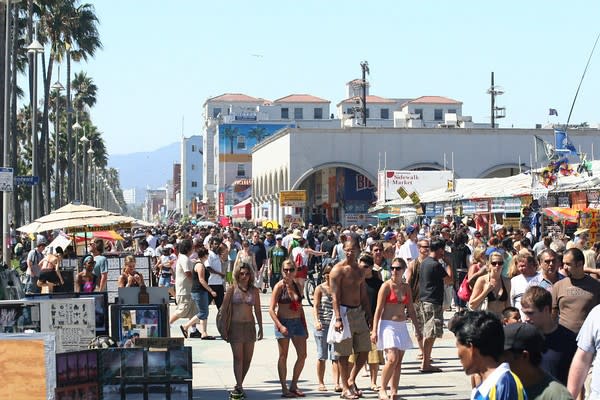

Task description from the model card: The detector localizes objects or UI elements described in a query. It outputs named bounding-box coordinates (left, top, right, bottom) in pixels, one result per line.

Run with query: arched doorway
left=479, top=164, right=526, bottom=178
left=292, top=163, right=377, bottom=226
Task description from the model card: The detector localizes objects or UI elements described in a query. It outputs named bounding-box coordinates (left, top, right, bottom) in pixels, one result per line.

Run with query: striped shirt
left=317, top=287, right=334, bottom=325
left=472, top=363, right=527, bottom=400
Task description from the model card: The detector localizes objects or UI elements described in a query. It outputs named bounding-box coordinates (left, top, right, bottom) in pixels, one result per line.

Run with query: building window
left=237, top=164, right=246, bottom=177
left=212, top=107, right=221, bottom=118
left=281, top=108, right=289, bottom=119
left=191, top=181, right=198, bottom=188
left=191, top=145, right=196, bottom=152
left=434, top=109, right=443, bottom=121
left=414, top=108, right=423, bottom=119
left=365, top=108, right=370, bottom=118
left=346, top=107, right=353, bottom=115
left=294, top=108, right=303, bottom=120
left=448, top=108, right=456, bottom=114
left=191, top=164, right=195, bottom=170
left=237, top=136, right=246, bottom=150
left=313, top=107, right=323, bottom=119
left=380, top=108, right=389, bottom=119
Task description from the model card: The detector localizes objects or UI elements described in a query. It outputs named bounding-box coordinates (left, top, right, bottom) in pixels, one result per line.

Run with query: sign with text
left=0, top=167, right=13, bottom=191
left=280, top=190, right=307, bottom=207
left=377, top=170, right=453, bottom=203
left=15, top=175, right=39, bottom=186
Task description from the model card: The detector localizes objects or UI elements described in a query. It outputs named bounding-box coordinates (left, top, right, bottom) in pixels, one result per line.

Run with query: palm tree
left=248, top=126, right=267, bottom=144
left=37, top=0, right=101, bottom=207
left=72, top=71, right=97, bottom=111
left=221, top=126, right=239, bottom=154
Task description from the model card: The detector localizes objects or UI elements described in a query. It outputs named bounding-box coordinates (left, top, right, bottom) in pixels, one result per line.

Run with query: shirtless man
left=330, top=240, right=372, bottom=399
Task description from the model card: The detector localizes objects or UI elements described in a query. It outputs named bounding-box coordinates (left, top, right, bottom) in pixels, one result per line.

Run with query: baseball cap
left=405, top=225, right=416, bottom=235
left=503, top=323, right=545, bottom=353
left=275, top=234, right=283, bottom=240
left=165, top=244, right=174, bottom=249
left=384, top=231, right=395, bottom=241
left=37, top=238, right=47, bottom=246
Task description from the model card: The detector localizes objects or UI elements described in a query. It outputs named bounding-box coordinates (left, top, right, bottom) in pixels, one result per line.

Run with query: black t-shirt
left=419, top=256, right=448, bottom=305
left=249, top=241, right=267, bottom=268
left=541, top=324, right=577, bottom=385
left=365, top=275, right=383, bottom=319
left=320, top=240, right=336, bottom=256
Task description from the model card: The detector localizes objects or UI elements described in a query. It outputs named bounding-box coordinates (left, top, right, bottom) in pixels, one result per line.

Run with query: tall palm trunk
left=66, top=52, right=72, bottom=202
left=10, top=3, right=19, bottom=226
left=41, top=53, right=53, bottom=214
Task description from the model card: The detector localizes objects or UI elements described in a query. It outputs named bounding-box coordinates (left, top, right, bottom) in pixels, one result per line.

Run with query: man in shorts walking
left=418, top=239, right=453, bottom=373
left=330, top=239, right=372, bottom=399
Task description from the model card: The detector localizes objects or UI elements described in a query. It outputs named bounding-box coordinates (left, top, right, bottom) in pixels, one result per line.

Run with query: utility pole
left=360, top=61, right=369, bottom=126
left=487, top=72, right=506, bottom=128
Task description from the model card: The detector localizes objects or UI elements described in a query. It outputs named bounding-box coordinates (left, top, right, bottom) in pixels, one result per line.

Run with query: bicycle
left=304, top=257, right=333, bottom=306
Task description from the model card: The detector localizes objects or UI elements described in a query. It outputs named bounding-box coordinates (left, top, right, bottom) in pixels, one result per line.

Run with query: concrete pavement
left=169, top=293, right=472, bottom=400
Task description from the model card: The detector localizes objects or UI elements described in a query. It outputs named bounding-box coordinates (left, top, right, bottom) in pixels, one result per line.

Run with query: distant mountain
left=108, top=142, right=179, bottom=191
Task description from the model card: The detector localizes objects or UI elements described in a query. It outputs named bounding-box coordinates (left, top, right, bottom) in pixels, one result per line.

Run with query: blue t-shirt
left=472, top=362, right=527, bottom=400
left=92, top=255, right=108, bottom=282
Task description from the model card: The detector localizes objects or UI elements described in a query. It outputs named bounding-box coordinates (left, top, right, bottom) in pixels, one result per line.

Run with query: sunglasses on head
left=390, top=266, right=404, bottom=271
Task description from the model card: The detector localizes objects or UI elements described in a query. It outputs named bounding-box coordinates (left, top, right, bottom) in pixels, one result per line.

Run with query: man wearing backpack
left=25, top=238, right=47, bottom=294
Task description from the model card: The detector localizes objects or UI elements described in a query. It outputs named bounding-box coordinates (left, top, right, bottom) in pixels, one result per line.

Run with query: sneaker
left=189, top=330, right=202, bottom=338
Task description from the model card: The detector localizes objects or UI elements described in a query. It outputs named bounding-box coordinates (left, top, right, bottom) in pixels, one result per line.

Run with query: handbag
left=216, top=288, right=233, bottom=340
left=457, top=275, right=472, bottom=302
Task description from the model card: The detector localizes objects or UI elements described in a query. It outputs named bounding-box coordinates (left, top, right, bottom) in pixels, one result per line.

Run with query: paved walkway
left=169, top=294, right=472, bottom=400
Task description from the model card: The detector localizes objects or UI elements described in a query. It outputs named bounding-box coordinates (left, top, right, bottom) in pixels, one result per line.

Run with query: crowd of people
left=17, top=217, right=600, bottom=399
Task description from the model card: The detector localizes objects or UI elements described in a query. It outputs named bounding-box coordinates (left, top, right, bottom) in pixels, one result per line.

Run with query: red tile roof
left=206, top=93, right=268, bottom=103
left=337, top=95, right=396, bottom=106
left=403, top=96, right=462, bottom=106
left=273, top=94, right=330, bottom=103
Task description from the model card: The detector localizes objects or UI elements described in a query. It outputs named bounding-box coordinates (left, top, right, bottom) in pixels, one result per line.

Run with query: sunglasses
left=239, top=272, right=249, bottom=276
left=390, top=266, right=404, bottom=271
left=361, top=263, right=373, bottom=269
left=490, top=261, right=503, bottom=266
left=283, top=268, right=295, bottom=273
left=542, top=259, right=555, bottom=264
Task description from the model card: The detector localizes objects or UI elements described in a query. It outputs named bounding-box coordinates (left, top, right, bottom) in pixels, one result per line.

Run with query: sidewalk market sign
left=377, top=170, right=453, bottom=203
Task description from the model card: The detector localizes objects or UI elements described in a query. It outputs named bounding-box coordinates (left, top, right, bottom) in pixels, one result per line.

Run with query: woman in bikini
left=38, top=246, right=65, bottom=292
left=235, top=240, right=257, bottom=276
left=371, top=257, right=421, bottom=400
left=118, top=255, right=146, bottom=288
left=269, top=259, right=308, bottom=398
left=75, top=255, right=97, bottom=293
left=468, top=251, right=511, bottom=317
left=221, top=262, right=263, bottom=398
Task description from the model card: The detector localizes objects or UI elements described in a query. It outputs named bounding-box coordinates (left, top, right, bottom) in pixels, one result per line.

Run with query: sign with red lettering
left=377, top=170, right=453, bottom=203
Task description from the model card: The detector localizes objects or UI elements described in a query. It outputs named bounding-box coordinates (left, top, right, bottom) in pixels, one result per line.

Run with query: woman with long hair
left=221, top=262, right=263, bottom=398
left=181, top=247, right=215, bottom=339
left=235, top=240, right=258, bottom=275
left=468, top=251, right=511, bottom=316
left=371, top=257, right=420, bottom=400
left=118, top=255, right=146, bottom=288
left=269, top=259, right=308, bottom=398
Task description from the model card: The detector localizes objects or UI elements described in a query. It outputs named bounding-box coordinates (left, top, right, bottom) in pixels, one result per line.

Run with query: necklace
left=239, top=285, right=249, bottom=293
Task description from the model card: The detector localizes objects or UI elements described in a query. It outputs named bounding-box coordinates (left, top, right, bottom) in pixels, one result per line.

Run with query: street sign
left=0, top=167, right=13, bottom=192
left=279, top=190, right=307, bottom=207
left=15, top=175, right=39, bottom=186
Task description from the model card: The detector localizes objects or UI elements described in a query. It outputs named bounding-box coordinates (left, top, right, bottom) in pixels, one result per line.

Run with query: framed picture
left=99, top=349, right=122, bottom=382
left=67, top=353, right=79, bottom=381
left=39, top=298, right=96, bottom=353
left=123, top=384, right=145, bottom=400
left=122, top=348, right=145, bottom=378
left=147, top=384, right=168, bottom=400
left=110, top=304, right=168, bottom=345
left=56, top=353, right=69, bottom=387
left=101, top=384, right=121, bottom=400
left=24, top=292, right=109, bottom=335
left=169, top=347, right=192, bottom=380
left=0, top=301, right=41, bottom=333
left=170, top=382, right=192, bottom=400
left=78, top=351, right=89, bottom=381
left=88, top=351, right=98, bottom=381
left=146, top=351, right=168, bottom=378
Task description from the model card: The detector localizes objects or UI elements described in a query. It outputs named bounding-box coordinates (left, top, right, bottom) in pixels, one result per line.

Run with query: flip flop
left=351, top=384, right=363, bottom=398
left=318, top=385, right=327, bottom=392
left=179, top=325, right=188, bottom=339
left=281, top=392, right=296, bottom=398
left=334, top=386, right=343, bottom=393
left=201, top=335, right=216, bottom=340
left=289, top=389, right=305, bottom=397
left=419, top=367, right=443, bottom=373
left=340, top=391, right=360, bottom=400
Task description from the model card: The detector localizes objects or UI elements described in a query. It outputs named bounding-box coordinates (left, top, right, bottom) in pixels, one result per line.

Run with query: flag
left=554, top=129, right=578, bottom=156
left=549, top=108, right=558, bottom=116
left=534, top=135, right=555, bottom=163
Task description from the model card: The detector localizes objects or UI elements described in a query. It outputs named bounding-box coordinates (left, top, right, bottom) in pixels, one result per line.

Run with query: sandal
left=340, top=391, right=360, bottom=400
left=318, top=384, right=327, bottom=392
left=334, top=386, right=343, bottom=393
left=179, top=325, right=188, bottom=339
left=281, top=391, right=296, bottom=398
left=351, top=384, right=363, bottom=398
left=370, top=385, right=380, bottom=391
left=289, top=388, right=305, bottom=397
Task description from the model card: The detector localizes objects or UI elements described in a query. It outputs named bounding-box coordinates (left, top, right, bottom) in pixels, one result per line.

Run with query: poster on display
left=377, top=170, right=453, bottom=203
left=425, top=204, right=436, bottom=217
left=571, top=192, right=588, bottom=210
left=462, top=201, right=476, bottom=215
left=39, top=298, right=96, bottom=353
left=579, top=209, right=600, bottom=242
left=434, top=203, right=444, bottom=216
left=475, top=201, right=489, bottom=213
left=344, top=213, right=377, bottom=226
left=588, top=192, right=600, bottom=209
left=110, top=304, right=169, bottom=346
left=0, top=301, right=41, bottom=333
left=504, top=198, right=522, bottom=213
left=558, top=196, right=570, bottom=208
left=491, top=199, right=506, bottom=213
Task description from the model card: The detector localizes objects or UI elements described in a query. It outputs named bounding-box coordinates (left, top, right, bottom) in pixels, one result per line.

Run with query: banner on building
left=377, top=170, right=453, bottom=203
left=280, top=190, right=307, bottom=207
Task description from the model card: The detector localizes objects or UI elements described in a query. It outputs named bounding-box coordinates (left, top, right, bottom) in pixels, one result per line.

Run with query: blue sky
left=69, top=1, right=600, bottom=155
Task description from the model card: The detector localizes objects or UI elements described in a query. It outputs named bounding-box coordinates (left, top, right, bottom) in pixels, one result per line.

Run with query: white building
left=180, top=135, right=203, bottom=217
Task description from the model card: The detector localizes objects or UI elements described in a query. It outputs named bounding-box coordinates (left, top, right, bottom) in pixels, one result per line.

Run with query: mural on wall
left=335, top=168, right=376, bottom=213
left=218, top=123, right=294, bottom=154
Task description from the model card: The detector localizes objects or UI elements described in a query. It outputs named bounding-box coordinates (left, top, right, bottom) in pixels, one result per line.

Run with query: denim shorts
left=191, top=291, right=209, bottom=320
left=158, top=274, right=172, bottom=287
left=314, top=325, right=338, bottom=361
left=274, top=317, right=307, bottom=339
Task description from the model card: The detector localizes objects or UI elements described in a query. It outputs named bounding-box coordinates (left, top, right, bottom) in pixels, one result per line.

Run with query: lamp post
left=72, top=118, right=81, bottom=200
left=27, top=27, right=43, bottom=221
left=80, top=130, right=89, bottom=204
left=87, top=145, right=93, bottom=205
left=51, top=76, right=64, bottom=210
